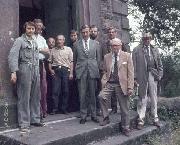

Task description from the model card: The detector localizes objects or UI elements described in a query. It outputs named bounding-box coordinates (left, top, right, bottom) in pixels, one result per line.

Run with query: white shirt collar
left=82, top=38, right=90, bottom=50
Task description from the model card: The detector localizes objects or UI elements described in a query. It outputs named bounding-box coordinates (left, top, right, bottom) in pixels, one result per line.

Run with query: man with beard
left=90, top=25, right=101, bottom=116
left=46, top=37, right=55, bottom=114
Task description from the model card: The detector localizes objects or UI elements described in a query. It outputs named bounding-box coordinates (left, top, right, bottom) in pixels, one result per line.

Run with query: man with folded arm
left=132, top=32, right=163, bottom=130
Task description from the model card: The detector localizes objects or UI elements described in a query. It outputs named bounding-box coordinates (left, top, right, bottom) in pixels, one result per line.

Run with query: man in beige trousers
left=98, top=38, right=134, bottom=136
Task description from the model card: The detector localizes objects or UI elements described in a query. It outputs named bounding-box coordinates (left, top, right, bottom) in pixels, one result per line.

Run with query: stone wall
left=99, top=0, right=130, bottom=49
left=0, top=0, right=19, bottom=130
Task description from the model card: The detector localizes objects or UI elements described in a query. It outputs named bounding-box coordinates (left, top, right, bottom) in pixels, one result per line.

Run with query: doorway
left=19, top=0, right=78, bottom=44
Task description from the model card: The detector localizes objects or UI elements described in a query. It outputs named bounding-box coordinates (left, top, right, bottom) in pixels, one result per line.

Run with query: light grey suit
left=73, top=39, right=100, bottom=119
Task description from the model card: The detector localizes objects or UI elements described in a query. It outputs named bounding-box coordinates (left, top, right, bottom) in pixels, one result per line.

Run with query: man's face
left=35, top=22, right=44, bottom=34
left=111, top=44, right=121, bottom=54
left=25, top=25, right=35, bottom=37
left=56, top=36, right=65, bottom=48
left=47, top=38, right=55, bottom=49
left=81, top=28, right=90, bottom=40
left=143, top=37, right=151, bottom=46
left=90, top=27, right=98, bottom=40
left=70, top=33, right=78, bottom=43
left=108, top=29, right=117, bottom=40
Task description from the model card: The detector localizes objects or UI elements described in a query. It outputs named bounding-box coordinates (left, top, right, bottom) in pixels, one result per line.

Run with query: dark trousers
left=39, top=61, right=47, bottom=117
left=52, top=66, right=70, bottom=112
left=46, top=73, right=53, bottom=113
left=68, top=79, right=79, bottom=112
left=111, top=92, right=117, bottom=111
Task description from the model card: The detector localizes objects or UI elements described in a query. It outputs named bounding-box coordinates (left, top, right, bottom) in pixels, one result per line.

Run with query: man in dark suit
left=73, top=25, right=101, bottom=124
left=132, top=32, right=163, bottom=130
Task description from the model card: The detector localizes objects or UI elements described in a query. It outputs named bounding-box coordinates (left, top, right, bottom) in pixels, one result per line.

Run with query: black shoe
left=31, top=122, right=45, bottom=127
left=122, top=128, right=131, bottom=137
left=61, top=110, right=68, bottom=114
left=153, top=121, right=161, bottom=128
left=137, top=123, right=144, bottom=130
left=99, top=117, right=110, bottom=126
left=49, top=109, right=58, bottom=115
left=80, top=119, right=86, bottom=124
left=91, top=117, right=99, bottom=123
left=110, top=110, right=117, bottom=114
left=96, top=111, right=102, bottom=116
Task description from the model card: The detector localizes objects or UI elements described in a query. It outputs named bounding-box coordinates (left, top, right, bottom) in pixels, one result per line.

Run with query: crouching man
left=98, top=38, right=134, bottom=136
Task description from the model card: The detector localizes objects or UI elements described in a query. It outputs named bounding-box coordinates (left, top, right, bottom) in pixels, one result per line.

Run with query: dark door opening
left=19, top=0, right=77, bottom=44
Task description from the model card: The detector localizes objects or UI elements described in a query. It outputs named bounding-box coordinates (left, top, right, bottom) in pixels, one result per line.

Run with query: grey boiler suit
left=8, top=34, right=41, bottom=128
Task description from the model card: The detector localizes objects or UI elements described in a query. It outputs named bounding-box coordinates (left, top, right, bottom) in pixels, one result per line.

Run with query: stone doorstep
left=0, top=111, right=137, bottom=145
left=88, top=121, right=170, bottom=145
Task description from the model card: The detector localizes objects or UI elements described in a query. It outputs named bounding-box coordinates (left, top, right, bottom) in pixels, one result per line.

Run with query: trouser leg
left=148, top=72, right=158, bottom=122
left=98, top=83, right=114, bottom=118
left=88, top=77, right=97, bottom=118
left=40, top=62, right=47, bottom=116
left=96, top=78, right=101, bottom=114
left=17, top=65, right=31, bottom=128
left=116, top=85, right=129, bottom=129
left=137, top=83, right=148, bottom=125
left=30, top=67, right=41, bottom=123
left=111, top=91, right=117, bottom=111
left=51, top=69, right=61, bottom=111
left=78, top=71, right=88, bottom=119
left=61, top=68, right=69, bottom=112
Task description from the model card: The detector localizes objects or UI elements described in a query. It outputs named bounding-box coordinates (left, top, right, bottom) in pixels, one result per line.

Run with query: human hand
left=11, top=72, right=17, bottom=84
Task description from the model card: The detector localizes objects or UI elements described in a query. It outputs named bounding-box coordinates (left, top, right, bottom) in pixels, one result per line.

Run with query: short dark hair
left=23, top=21, right=36, bottom=30
left=33, top=18, right=45, bottom=30
left=90, top=25, right=98, bottom=31
left=70, top=29, right=78, bottom=35
left=107, top=26, right=116, bottom=32
left=80, top=24, right=89, bottom=31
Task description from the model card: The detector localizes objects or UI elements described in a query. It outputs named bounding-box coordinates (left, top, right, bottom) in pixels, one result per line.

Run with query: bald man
left=98, top=38, right=134, bottom=136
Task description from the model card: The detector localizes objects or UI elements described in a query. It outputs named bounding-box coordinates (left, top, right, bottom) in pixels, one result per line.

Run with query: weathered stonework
left=0, top=0, right=130, bottom=130
left=99, top=0, right=130, bottom=47
left=0, top=0, right=19, bottom=130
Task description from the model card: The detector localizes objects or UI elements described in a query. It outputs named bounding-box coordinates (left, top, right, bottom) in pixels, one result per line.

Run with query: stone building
left=0, top=0, right=129, bottom=130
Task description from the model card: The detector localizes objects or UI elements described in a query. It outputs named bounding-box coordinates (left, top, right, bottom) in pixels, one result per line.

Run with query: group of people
left=8, top=19, right=163, bottom=137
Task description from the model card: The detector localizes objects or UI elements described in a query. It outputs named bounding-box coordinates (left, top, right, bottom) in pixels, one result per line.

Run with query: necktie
left=144, top=46, right=151, bottom=71
left=113, top=53, right=119, bottom=81
left=84, top=40, right=88, bottom=56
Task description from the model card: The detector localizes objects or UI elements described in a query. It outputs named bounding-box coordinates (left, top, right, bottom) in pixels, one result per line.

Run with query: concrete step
left=0, top=111, right=137, bottom=145
left=88, top=121, right=170, bottom=145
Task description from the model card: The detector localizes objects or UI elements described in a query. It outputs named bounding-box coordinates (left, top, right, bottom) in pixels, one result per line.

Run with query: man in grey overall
left=8, top=21, right=43, bottom=133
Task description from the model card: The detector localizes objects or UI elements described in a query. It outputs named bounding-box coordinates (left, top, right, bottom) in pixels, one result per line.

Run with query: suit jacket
left=73, top=39, right=100, bottom=79
left=101, top=50, right=134, bottom=95
left=132, top=44, right=163, bottom=98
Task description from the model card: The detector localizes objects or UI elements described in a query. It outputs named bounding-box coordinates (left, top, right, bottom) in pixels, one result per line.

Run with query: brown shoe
left=153, top=121, right=161, bottom=128
left=122, top=128, right=131, bottom=137
left=99, top=117, right=110, bottom=126
left=91, top=117, right=99, bottom=123
left=137, top=123, right=144, bottom=130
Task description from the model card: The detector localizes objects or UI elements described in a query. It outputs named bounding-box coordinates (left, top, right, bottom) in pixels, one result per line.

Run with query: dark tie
left=84, top=40, right=88, bottom=56
left=144, top=46, right=151, bottom=71
left=113, top=53, right=119, bottom=81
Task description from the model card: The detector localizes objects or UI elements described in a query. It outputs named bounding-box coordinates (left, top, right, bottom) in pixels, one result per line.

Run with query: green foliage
left=129, top=0, right=180, bottom=51
left=161, top=48, right=180, bottom=97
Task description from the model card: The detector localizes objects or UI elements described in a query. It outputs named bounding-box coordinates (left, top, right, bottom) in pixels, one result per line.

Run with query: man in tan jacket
left=98, top=38, right=134, bottom=136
